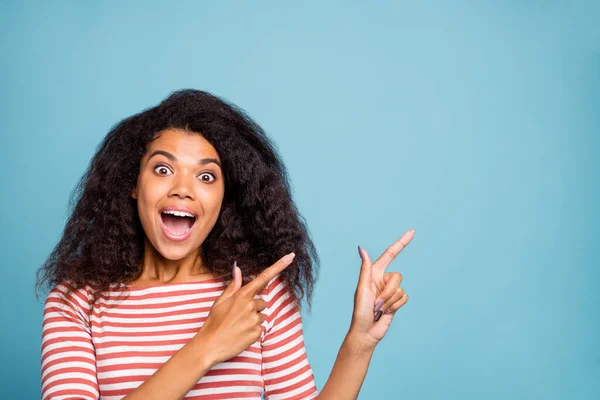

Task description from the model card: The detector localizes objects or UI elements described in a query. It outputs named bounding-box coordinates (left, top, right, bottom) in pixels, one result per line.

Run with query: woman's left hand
left=348, top=229, right=415, bottom=351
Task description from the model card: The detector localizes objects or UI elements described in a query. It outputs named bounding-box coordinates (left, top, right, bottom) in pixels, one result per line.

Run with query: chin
left=156, top=245, right=196, bottom=261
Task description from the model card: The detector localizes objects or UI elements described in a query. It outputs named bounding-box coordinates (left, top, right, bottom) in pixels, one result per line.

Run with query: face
left=132, top=128, right=225, bottom=261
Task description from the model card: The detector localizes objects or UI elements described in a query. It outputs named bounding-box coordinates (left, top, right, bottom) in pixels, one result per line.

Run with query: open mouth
left=160, top=210, right=197, bottom=239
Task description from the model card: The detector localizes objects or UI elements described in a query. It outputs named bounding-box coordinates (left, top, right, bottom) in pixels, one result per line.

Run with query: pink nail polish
left=374, top=299, right=384, bottom=312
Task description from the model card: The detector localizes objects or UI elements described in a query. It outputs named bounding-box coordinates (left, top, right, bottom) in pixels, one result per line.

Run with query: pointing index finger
left=242, top=252, right=296, bottom=296
left=373, top=229, right=415, bottom=272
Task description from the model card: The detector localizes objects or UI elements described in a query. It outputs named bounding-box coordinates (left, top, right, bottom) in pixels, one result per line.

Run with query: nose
left=167, top=173, right=195, bottom=200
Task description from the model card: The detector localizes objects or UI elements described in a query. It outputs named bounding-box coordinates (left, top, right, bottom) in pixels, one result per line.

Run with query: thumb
left=357, top=246, right=373, bottom=289
left=215, top=261, right=242, bottom=306
left=232, top=262, right=242, bottom=291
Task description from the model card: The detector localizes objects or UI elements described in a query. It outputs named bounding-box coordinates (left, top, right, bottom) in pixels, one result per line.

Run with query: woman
left=37, top=89, right=414, bottom=400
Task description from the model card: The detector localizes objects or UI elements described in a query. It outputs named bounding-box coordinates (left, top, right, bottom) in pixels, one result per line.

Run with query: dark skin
left=124, top=128, right=414, bottom=400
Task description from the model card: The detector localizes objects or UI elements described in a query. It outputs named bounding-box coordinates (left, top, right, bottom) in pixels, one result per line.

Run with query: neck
left=138, top=236, right=212, bottom=283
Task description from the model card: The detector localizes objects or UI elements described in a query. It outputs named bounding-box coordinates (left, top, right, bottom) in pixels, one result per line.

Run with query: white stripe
left=89, top=309, right=208, bottom=324
left=267, top=379, right=316, bottom=399
left=93, top=290, right=223, bottom=306
left=92, top=331, right=195, bottom=344
left=41, top=350, right=96, bottom=369
left=98, top=342, right=186, bottom=355
left=50, top=287, right=90, bottom=311
left=262, top=333, right=304, bottom=358
left=42, top=361, right=95, bottom=380
left=91, top=300, right=211, bottom=315
left=210, top=361, right=262, bottom=371
left=267, top=368, right=314, bottom=391
left=43, top=300, right=87, bottom=319
left=42, top=341, right=94, bottom=357
left=41, top=371, right=97, bottom=391
left=265, top=280, right=287, bottom=306
left=95, top=348, right=262, bottom=368
left=42, top=382, right=99, bottom=399
left=96, top=355, right=171, bottom=367
left=187, top=384, right=264, bottom=396
left=42, top=321, right=90, bottom=332
left=262, top=357, right=310, bottom=381
left=262, top=317, right=302, bottom=348
left=96, top=368, right=155, bottom=379
left=262, top=346, right=306, bottom=370
left=100, top=379, right=263, bottom=393
left=107, top=281, right=225, bottom=295
left=41, top=328, right=90, bottom=345
left=92, top=320, right=205, bottom=333
left=263, top=309, right=300, bottom=345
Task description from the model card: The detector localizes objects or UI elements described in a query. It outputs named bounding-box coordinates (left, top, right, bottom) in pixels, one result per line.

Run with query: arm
left=316, top=332, right=374, bottom=400
left=41, top=284, right=100, bottom=400
left=259, top=277, right=374, bottom=400
left=121, top=335, right=214, bottom=400
left=261, top=275, right=318, bottom=399
left=318, top=231, right=415, bottom=399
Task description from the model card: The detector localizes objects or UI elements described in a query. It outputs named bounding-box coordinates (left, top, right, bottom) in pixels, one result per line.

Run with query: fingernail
left=374, top=299, right=384, bottom=312
left=283, top=252, right=295, bottom=263
left=358, top=245, right=363, bottom=260
left=232, top=261, right=237, bottom=275
left=411, top=228, right=415, bottom=233
left=374, top=310, right=383, bottom=321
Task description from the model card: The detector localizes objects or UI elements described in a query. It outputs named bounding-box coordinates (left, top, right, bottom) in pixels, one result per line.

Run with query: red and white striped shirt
left=41, top=274, right=318, bottom=400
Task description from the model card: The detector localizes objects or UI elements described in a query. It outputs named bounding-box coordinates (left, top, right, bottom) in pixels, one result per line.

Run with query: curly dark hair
left=35, top=89, right=319, bottom=309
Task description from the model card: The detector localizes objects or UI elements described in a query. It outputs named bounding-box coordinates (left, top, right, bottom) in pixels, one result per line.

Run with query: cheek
left=200, top=187, right=225, bottom=220
left=210, top=186, right=225, bottom=212
left=135, top=180, right=163, bottom=221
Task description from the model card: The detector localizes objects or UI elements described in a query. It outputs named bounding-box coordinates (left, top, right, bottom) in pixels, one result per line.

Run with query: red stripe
left=43, top=388, right=97, bottom=400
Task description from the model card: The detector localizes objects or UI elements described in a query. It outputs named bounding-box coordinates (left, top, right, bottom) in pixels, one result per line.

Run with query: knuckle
left=260, top=270, right=271, bottom=282
left=256, top=299, right=266, bottom=311
left=385, top=250, right=398, bottom=260
left=255, top=275, right=268, bottom=289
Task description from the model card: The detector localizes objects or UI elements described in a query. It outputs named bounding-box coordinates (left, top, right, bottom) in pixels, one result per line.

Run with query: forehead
left=147, top=129, right=220, bottom=160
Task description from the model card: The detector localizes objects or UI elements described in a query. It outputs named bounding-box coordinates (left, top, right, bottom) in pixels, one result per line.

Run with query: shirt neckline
left=119, top=276, right=227, bottom=291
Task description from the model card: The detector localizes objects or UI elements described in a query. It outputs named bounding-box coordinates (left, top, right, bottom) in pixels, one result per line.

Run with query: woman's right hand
left=193, top=252, right=296, bottom=366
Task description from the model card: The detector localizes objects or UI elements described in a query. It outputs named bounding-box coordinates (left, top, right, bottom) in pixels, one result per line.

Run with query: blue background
left=1, top=1, right=599, bottom=398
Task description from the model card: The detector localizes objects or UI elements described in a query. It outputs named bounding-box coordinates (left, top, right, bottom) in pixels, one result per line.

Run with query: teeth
left=162, top=210, right=195, bottom=218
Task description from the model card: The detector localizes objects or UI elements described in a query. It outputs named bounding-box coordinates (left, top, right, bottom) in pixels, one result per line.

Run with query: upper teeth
left=163, top=210, right=195, bottom=218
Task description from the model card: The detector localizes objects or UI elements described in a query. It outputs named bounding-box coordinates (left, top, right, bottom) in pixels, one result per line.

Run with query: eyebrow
left=147, top=150, right=222, bottom=169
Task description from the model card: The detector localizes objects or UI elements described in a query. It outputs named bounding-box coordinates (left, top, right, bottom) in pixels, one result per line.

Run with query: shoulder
left=44, top=280, right=95, bottom=316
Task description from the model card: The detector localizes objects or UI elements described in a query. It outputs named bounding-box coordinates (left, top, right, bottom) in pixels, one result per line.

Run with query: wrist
left=189, top=331, right=218, bottom=372
left=344, top=329, right=377, bottom=355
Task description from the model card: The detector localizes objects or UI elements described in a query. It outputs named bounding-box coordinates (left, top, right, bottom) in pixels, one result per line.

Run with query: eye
left=198, top=172, right=216, bottom=183
left=154, top=164, right=173, bottom=175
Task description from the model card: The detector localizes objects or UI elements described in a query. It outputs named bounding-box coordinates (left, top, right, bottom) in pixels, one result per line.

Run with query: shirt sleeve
left=41, top=282, right=99, bottom=400
left=260, top=274, right=318, bottom=400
